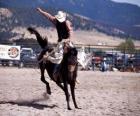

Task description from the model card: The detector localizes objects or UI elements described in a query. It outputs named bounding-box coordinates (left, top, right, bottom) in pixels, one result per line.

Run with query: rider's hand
left=37, top=7, right=42, bottom=12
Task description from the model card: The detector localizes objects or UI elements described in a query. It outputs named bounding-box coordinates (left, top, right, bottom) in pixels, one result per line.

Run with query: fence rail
left=0, top=42, right=140, bottom=72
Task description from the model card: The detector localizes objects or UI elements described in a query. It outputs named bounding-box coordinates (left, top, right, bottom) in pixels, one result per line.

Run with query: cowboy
left=37, top=8, right=74, bottom=79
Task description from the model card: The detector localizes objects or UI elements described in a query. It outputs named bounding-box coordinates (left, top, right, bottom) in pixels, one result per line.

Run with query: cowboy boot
left=42, top=52, right=49, bottom=63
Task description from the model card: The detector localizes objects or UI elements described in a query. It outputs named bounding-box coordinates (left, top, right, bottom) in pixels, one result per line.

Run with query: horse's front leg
left=70, top=80, right=80, bottom=109
left=70, top=69, right=81, bottom=109
left=40, top=64, right=51, bottom=94
left=63, top=81, right=71, bottom=110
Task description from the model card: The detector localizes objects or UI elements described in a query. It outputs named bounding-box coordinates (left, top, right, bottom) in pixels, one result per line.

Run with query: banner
left=0, top=45, right=21, bottom=60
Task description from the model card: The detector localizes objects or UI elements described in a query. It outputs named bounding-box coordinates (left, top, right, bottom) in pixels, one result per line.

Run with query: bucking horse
left=27, top=27, right=80, bottom=110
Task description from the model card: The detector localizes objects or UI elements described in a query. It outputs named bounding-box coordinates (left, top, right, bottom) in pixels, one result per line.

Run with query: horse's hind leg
left=56, top=82, right=65, bottom=91
left=40, top=66, right=51, bottom=94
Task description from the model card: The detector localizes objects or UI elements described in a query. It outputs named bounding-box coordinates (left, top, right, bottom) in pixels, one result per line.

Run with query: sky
left=112, top=0, right=140, bottom=6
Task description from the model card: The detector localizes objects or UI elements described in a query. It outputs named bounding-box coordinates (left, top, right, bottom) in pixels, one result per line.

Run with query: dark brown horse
left=27, top=27, right=80, bottom=110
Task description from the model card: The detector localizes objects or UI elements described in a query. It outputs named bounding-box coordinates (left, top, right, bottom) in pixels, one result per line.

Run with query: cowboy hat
left=55, top=11, right=66, bottom=23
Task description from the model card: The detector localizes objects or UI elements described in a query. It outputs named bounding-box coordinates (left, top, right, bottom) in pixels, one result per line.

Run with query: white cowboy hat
left=55, top=11, right=66, bottom=23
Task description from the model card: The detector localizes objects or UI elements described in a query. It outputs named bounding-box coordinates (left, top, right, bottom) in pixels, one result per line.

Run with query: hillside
left=1, top=0, right=140, bottom=25
left=0, top=7, right=128, bottom=41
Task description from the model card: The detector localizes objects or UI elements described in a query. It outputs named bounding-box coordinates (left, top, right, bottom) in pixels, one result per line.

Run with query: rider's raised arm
left=37, top=7, right=56, bottom=24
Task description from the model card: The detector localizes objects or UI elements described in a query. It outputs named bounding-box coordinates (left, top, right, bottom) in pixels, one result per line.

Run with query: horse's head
left=66, top=47, right=78, bottom=66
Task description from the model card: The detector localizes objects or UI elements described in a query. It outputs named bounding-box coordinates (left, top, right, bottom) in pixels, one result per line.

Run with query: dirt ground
left=0, top=67, right=140, bottom=116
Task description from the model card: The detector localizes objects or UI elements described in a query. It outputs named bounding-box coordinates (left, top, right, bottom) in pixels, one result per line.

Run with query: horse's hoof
left=43, top=92, right=50, bottom=99
left=46, top=86, right=51, bottom=95
left=68, top=107, right=72, bottom=110
left=76, top=107, right=82, bottom=109
left=47, top=90, right=51, bottom=95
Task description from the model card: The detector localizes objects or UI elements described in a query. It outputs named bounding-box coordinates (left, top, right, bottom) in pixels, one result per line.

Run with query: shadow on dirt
left=0, top=96, right=58, bottom=110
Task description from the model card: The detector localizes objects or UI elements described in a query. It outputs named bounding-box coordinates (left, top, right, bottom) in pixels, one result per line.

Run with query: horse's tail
left=27, top=27, right=48, bottom=49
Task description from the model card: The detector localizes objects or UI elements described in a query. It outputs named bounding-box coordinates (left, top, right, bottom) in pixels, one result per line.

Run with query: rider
left=37, top=8, right=74, bottom=80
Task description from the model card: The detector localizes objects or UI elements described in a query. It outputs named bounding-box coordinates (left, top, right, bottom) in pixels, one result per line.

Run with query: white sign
left=0, top=45, right=21, bottom=60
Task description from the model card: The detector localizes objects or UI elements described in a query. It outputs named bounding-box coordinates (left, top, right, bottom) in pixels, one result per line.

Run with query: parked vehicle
left=19, top=53, right=38, bottom=68
left=0, top=59, right=13, bottom=66
left=19, top=48, right=38, bottom=68
left=92, top=56, right=102, bottom=67
left=131, top=54, right=140, bottom=72
left=132, top=54, right=140, bottom=66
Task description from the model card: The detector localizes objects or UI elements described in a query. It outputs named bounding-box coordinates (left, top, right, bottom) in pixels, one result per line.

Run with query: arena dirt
left=0, top=67, right=140, bottom=116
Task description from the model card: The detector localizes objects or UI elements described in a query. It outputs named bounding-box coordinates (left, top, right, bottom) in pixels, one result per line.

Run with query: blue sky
left=112, top=0, right=140, bottom=6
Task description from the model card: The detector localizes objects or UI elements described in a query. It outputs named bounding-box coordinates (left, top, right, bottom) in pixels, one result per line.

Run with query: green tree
left=117, top=38, right=135, bottom=54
